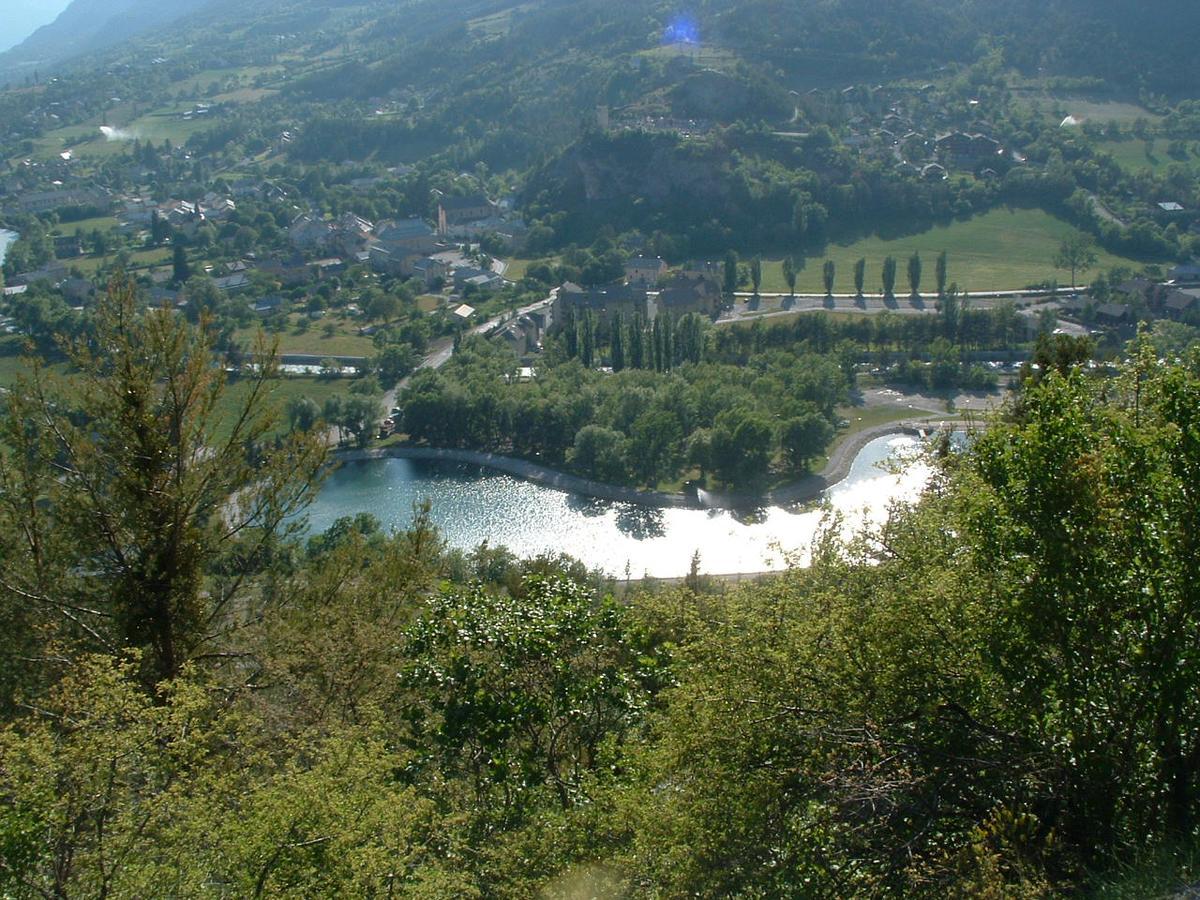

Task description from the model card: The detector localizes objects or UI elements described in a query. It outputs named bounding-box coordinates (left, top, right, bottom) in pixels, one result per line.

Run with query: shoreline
left=333, top=415, right=964, bottom=510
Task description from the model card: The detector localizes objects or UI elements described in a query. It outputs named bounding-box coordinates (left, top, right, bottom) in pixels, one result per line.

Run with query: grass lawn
left=215, top=374, right=353, bottom=441
left=416, top=294, right=443, bottom=313
left=1012, top=90, right=1161, bottom=126
left=501, top=256, right=559, bottom=281
left=0, top=339, right=56, bottom=386
left=752, top=208, right=1157, bottom=294
left=235, top=314, right=377, bottom=358
left=52, top=216, right=120, bottom=235
left=73, top=247, right=171, bottom=275
left=1096, top=138, right=1199, bottom=176
left=0, top=337, right=355, bottom=442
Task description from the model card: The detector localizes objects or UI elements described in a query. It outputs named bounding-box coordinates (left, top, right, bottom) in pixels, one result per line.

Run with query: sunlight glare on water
left=304, top=434, right=933, bottom=578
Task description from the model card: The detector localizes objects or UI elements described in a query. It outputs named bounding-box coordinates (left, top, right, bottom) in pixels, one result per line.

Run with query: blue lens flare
left=663, top=14, right=700, bottom=45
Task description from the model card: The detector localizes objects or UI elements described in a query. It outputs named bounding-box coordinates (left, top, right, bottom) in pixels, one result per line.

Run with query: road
left=716, top=291, right=1013, bottom=325
left=380, top=289, right=557, bottom=415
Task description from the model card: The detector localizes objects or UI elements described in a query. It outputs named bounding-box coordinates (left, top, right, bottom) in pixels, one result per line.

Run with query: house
left=412, top=257, right=449, bottom=289
left=453, top=304, right=476, bottom=320
left=257, top=257, right=313, bottom=287
left=934, top=131, right=1003, bottom=166
left=15, top=187, right=110, bottom=215
left=1170, top=264, right=1200, bottom=283
left=312, top=258, right=346, bottom=277
left=202, top=196, right=236, bottom=221
left=1114, top=278, right=1153, bottom=299
left=335, top=212, right=373, bottom=235
left=1164, top=290, right=1197, bottom=318
left=252, top=295, right=285, bottom=316
left=554, top=281, right=649, bottom=328
left=374, top=217, right=437, bottom=255
left=331, top=213, right=374, bottom=257
left=921, top=163, right=948, bottom=181
left=213, top=272, right=250, bottom=293
left=681, top=260, right=722, bottom=282
left=437, top=194, right=497, bottom=234
left=289, top=214, right=333, bottom=251
left=367, top=244, right=414, bottom=277
left=498, top=321, right=530, bottom=357
left=625, top=256, right=668, bottom=286
left=1158, top=202, right=1185, bottom=213
left=452, top=266, right=502, bottom=291
left=527, top=308, right=553, bottom=334
left=656, top=275, right=721, bottom=320
left=53, top=234, right=84, bottom=259
left=1096, top=303, right=1131, bottom=324
left=463, top=273, right=502, bottom=292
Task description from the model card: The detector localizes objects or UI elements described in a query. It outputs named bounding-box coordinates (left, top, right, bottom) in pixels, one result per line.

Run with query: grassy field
left=1013, top=90, right=1161, bottom=126
left=1096, top=138, right=1199, bottom=176
left=753, top=208, right=1156, bottom=293
left=235, top=314, right=377, bottom=358
left=72, top=248, right=171, bottom=275
left=416, top=294, right=443, bottom=313
left=501, top=256, right=560, bottom=281
left=0, top=338, right=356, bottom=441
left=0, top=339, right=52, bottom=386
left=17, top=109, right=218, bottom=164
left=214, top=374, right=353, bottom=441
left=53, top=216, right=120, bottom=235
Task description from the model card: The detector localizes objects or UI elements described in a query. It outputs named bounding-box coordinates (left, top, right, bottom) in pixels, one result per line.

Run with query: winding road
left=380, top=289, right=557, bottom=415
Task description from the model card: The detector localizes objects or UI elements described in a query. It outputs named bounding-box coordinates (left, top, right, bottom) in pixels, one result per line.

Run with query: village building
left=554, top=281, right=649, bottom=328
left=625, top=256, right=668, bottom=286
left=437, top=194, right=497, bottom=234
left=655, top=274, right=722, bottom=320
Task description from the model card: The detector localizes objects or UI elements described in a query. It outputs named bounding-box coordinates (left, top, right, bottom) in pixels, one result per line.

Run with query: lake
left=0, top=229, right=17, bottom=266
left=302, top=433, right=934, bottom=577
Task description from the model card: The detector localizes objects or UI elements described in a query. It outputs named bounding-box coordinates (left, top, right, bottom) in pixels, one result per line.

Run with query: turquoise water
left=0, top=230, right=16, bottom=266
left=302, top=434, right=933, bottom=577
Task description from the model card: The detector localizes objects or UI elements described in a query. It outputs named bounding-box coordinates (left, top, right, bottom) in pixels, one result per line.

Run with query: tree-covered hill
left=3, top=280, right=1200, bottom=895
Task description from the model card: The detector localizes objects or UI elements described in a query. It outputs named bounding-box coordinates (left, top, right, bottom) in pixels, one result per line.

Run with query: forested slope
left=2, top=281, right=1200, bottom=896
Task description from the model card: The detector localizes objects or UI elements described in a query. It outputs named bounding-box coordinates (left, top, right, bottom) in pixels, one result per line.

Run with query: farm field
left=234, top=313, right=377, bottom=358
left=753, top=208, right=1158, bottom=294
left=1096, top=138, right=1199, bottom=176
left=1012, top=89, right=1162, bottom=126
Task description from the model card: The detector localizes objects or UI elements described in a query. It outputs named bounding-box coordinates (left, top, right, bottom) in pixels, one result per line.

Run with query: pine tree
left=611, top=313, right=625, bottom=372
left=172, top=241, right=190, bottom=284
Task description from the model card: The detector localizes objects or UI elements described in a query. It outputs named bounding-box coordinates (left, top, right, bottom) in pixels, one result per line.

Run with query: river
left=302, top=433, right=935, bottom=577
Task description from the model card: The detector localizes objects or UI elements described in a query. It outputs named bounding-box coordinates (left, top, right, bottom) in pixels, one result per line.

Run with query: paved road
left=716, top=290, right=1042, bottom=325
left=379, top=289, right=557, bottom=416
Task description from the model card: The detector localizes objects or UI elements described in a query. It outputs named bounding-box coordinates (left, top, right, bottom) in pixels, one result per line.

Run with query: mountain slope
left=0, top=0, right=214, bottom=80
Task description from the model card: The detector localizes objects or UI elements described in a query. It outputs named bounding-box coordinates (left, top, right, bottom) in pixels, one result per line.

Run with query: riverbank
left=334, top=414, right=967, bottom=510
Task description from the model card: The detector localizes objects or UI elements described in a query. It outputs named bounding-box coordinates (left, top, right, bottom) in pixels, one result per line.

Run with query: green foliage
left=0, top=274, right=326, bottom=693
left=397, top=576, right=655, bottom=814
left=400, top=334, right=847, bottom=489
